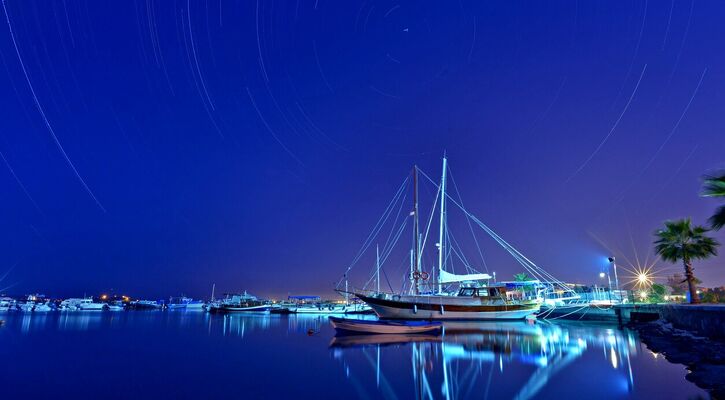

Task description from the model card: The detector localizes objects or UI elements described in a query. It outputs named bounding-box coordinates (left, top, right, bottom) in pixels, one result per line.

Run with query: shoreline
left=632, top=319, right=725, bottom=399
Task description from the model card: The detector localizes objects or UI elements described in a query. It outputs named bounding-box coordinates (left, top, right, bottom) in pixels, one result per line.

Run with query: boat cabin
left=457, top=286, right=507, bottom=298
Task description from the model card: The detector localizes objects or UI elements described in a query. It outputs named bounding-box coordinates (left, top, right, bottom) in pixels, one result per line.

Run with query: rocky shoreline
left=632, top=320, right=725, bottom=399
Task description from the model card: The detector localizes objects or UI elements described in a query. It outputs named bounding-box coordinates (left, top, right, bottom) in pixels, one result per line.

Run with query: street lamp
left=608, top=257, right=620, bottom=301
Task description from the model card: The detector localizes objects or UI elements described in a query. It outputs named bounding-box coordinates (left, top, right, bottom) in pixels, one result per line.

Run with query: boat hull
left=357, top=294, right=540, bottom=320
left=209, top=305, right=271, bottom=313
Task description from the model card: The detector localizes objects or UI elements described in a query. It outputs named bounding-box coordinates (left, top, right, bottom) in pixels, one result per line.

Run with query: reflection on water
left=0, top=312, right=706, bottom=399
left=329, top=320, right=704, bottom=399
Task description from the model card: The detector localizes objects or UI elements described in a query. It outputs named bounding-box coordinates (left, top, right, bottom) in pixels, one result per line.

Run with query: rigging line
left=418, top=168, right=574, bottom=292
left=447, top=227, right=472, bottom=270
left=338, top=176, right=409, bottom=287
left=2, top=0, right=106, bottom=212
left=380, top=187, right=409, bottom=257
left=363, top=218, right=409, bottom=289
left=449, top=167, right=487, bottom=271
left=380, top=218, right=409, bottom=266
left=566, top=64, right=647, bottom=183
left=418, top=180, right=441, bottom=269
left=349, top=177, right=409, bottom=268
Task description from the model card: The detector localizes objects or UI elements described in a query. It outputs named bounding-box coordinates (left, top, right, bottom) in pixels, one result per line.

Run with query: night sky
left=1, top=1, right=724, bottom=299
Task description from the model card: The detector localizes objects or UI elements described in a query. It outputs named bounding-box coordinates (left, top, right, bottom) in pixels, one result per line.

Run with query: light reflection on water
left=0, top=312, right=707, bottom=399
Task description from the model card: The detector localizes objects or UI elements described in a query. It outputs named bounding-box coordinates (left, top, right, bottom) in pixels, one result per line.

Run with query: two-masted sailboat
left=340, top=156, right=574, bottom=320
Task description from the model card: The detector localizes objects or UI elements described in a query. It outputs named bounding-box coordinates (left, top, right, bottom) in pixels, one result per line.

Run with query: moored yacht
left=0, top=297, right=16, bottom=312
left=130, top=300, right=164, bottom=310
left=33, top=301, right=53, bottom=312
left=167, top=296, right=204, bottom=310
left=343, top=157, right=573, bottom=321
left=77, top=297, right=106, bottom=311
left=208, top=292, right=271, bottom=313
left=59, top=298, right=84, bottom=311
left=355, top=286, right=540, bottom=320
left=107, top=300, right=125, bottom=311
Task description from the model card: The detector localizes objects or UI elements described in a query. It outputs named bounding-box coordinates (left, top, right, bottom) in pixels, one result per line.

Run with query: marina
left=1, top=1, right=724, bottom=398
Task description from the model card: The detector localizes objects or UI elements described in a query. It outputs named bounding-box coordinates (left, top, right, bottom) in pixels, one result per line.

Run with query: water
left=0, top=312, right=707, bottom=399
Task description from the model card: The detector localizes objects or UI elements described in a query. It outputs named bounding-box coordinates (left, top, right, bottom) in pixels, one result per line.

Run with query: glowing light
left=639, top=291, right=647, bottom=299
left=599, top=272, right=606, bottom=278
left=101, top=294, right=108, bottom=300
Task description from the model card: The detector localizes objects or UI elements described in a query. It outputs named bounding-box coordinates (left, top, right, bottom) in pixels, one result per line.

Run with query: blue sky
left=1, top=1, right=724, bottom=298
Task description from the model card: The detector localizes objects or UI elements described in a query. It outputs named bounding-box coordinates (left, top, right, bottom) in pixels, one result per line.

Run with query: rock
left=632, top=320, right=725, bottom=399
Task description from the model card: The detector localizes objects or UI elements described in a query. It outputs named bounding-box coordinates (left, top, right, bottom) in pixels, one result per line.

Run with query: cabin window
left=460, top=288, right=475, bottom=296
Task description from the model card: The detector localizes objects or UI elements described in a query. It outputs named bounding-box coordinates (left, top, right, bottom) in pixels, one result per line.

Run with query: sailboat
left=343, top=156, right=574, bottom=320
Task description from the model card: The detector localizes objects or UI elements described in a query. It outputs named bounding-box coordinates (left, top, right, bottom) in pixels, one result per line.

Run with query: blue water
left=0, top=312, right=707, bottom=399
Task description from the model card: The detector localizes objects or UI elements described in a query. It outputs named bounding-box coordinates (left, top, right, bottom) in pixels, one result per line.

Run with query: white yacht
left=33, top=302, right=52, bottom=312
left=18, top=294, right=45, bottom=312
left=59, top=298, right=84, bottom=311
left=107, top=301, right=125, bottom=311
left=344, top=157, right=574, bottom=320
left=0, top=297, right=16, bottom=312
left=77, top=297, right=106, bottom=311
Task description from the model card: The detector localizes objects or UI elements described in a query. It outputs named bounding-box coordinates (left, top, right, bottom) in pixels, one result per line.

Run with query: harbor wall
left=657, top=304, right=725, bottom=340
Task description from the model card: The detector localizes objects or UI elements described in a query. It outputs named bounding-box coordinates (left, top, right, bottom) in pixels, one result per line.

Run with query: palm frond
left=702, top=173, right=725, bottom=198
left=709, top=205, right=725, bottom=230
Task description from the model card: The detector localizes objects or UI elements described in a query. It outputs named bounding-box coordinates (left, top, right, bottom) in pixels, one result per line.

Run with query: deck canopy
left=439, top=269, right=492, bottom=284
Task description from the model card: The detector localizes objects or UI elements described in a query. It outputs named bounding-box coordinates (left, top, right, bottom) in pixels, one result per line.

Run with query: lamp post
left=608, top=257, right=620, bottom=302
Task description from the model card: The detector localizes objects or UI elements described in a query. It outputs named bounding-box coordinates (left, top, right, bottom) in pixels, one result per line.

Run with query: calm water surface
left=0, top=312, right=707, bottom=399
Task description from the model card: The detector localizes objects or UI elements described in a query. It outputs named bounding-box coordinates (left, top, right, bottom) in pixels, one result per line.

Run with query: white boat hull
left=78, top=304, right=105, bottom=311
left=357, top=294, right=540, bottom=320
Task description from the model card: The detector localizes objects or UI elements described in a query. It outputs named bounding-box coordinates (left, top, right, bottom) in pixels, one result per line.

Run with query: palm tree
left=702, top=173, right=725, bottom=230
left=513, top=273, right=531, bottom=282
left=654, top=218, right=719, bottom=304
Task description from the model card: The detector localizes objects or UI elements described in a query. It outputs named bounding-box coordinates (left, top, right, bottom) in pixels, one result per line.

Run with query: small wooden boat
left=329, top=316, right=442, bottom=334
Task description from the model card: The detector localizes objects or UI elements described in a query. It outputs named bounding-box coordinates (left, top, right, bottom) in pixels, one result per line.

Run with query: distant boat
left=59, top=298, right=84, bottom=311
left=18, top=294, right=46, bottom=312
left=107, top=301, right=125, bottom=311
left=167, top=296, right=204, bottom=310
left=33, top=302, right=53, bottom=312
left=131, top=300, right=164, bottom=310
left=296, top=302, right=348, bottom=314
left=0, top=297, right=16, bottom=312
left=329, top=316, right=442, bottom=335
left=77, top=297, right=106, bottom=311
left=207, top=292, right=271, bottom=313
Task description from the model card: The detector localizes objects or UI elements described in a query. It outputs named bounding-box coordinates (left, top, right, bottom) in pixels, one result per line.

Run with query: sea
left=0, top=311, right=708, bottom=399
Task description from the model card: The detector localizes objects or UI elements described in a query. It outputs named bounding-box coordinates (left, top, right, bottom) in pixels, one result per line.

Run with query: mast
left=413, top=165, right=420, bottom=295
left=438, top=155, right=447, bottom=294
left=376, top=244, right=380, bottom=293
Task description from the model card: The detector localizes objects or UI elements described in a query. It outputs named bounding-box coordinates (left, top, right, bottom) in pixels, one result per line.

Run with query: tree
left=654, top=218, right=719, bottom=304
left=648, top=283, right=667, bottom=303
left=702, top=173, right=725, bottom=230
left=666, top=273, right=701, bottom=296
left=513, top=273, right=532, bottom=282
